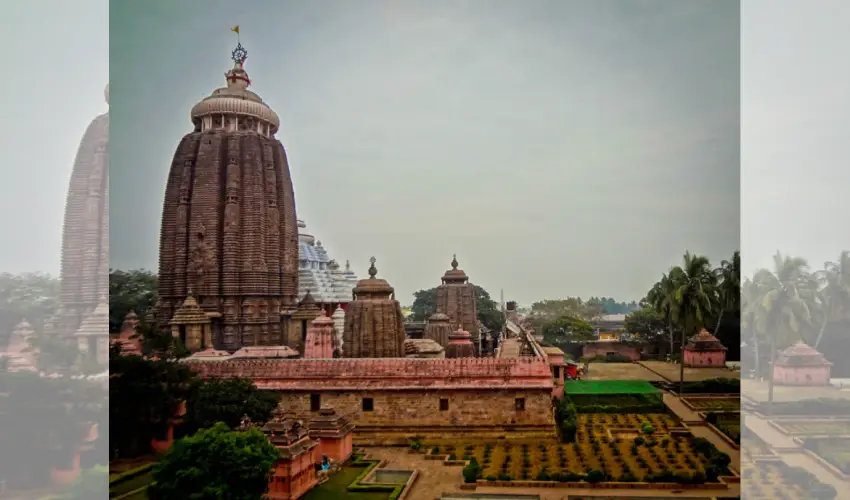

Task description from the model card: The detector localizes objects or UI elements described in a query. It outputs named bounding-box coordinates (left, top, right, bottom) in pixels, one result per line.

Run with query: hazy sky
left=0, top=0, right=108, bottom=276
left=741, top=0, right=850, bottom=277
left=109, top=0, right=739, bottom=305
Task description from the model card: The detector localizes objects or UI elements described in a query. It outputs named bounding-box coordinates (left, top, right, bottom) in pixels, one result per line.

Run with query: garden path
left=662, top=392, right=740, bottom=472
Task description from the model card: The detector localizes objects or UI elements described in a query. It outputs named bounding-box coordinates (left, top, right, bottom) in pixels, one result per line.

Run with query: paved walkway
left=498, top=338, right=521, bottom=359
left=661, top=392, right=740, bottom=472
left=743, top=413, right=850, bottom=493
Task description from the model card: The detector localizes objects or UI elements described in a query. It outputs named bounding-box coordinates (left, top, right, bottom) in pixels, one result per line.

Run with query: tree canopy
left=0, top=272, right=59, bottom=347
left=542, top=314, right=594, bottom=344
left=109, top=269, right=158, bottom=333
left=183, top=377, right=279, bottom=435
left=148, top=422, right=280, bottom=500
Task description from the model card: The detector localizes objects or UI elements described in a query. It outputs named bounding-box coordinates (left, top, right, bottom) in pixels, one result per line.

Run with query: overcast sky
left=107, top=0, right=739, bottom=305
left=0, top=0, right=108, bottom=276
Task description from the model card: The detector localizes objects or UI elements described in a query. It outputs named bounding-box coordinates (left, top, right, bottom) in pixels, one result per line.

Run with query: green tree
left=646, top=270, right=682, bottom=356
left=542, top=314, right=593, bottom=343
left=0, top=272, right=59, bottom=346
left=109, top=269, right=158, bottom=333
left=624, top=307, right=668, bottom=354
left=148, top=422, right=280, bottom=500
left=184, top=378, right=279, bottom=434
left=109, top=352, right=196, bottom=458
left=670, top=252, right=717, bottom=394
left=813, top=251, right=850, bottom=349
left=754, top=253, right=818, bottom=413
left=712, top=251, right=740, bottom=336
left=409, top=284, right=504, bottom=333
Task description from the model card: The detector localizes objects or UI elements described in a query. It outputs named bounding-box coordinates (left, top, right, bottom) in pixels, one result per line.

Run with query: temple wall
left=684, top=349, right=726, bottom=367
left=774, top=365, right=831, bottom=386
left=583, top=342, right=640, bottom=361
left=276, top=388, right=555, bottom=445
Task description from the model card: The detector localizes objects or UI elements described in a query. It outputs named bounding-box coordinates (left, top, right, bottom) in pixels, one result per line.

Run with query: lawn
left=804, top=438, right=850, bottom=474
left=563, top=380, right=659, bottom=395
left=428, top=413, right=726, bottom=483
left=302, top=462, right=392, bottom=500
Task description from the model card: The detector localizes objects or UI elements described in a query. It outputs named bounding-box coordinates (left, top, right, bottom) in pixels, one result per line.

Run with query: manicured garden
left=682, top=396, right=740, bottom=412
left=430, top=412, right=731, bottom=485
left=562, top=380, right=664, bottom=413
left=741, top=460, right=836, bottom=499
left=705, top=413, right=740, bottom=444
left=779, top=420, right=850, bottom=436
left=302, top=458, right=394, bottom=500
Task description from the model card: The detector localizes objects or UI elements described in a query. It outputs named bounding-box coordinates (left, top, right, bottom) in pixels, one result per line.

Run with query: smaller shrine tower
left=261, top=409, right=319, bottom=499
left=445, top=325, right=476, bottom=358
left=773, top=341, right=832, bottom=386
left=435, top=255, right=480, bottom=355
left=423, top=312, right=452, bottom=347
left=342, top=257, right=405, bottom=358
left=683, top=329, right=727, bottom=368
left=304, top=312, right=335, bottom=359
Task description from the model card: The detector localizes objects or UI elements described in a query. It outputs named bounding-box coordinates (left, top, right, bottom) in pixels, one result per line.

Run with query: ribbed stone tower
left=156, top=41, right=299, bottom=350
left=445, top=325, right=476, bottom=359
left=435, top=255, right=479, bottom=355
left=52, top=84, right=110, bottom=337
left=423, top=312, right=452, bottom=347
left=342, top=257, right=405, bottom=358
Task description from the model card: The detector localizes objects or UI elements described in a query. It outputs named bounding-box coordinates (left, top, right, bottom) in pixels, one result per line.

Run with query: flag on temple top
left=232, top=25, right=240, bottom=33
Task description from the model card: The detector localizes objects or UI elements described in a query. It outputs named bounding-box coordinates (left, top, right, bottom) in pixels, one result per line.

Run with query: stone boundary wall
left=187, top=357, right=554, bottom=390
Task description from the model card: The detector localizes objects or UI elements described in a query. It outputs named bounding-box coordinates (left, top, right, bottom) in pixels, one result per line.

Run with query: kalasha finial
left=345, top=260, right=351, bottom=271
left=451, top=254, right=459, bottom=270
left=368, top=257, right=378, bottom=278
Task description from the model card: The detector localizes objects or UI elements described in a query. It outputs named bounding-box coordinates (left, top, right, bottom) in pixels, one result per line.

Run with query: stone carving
left=435, top=255, right=480, bottom=355
left=342, top=258, right=405, bottom=358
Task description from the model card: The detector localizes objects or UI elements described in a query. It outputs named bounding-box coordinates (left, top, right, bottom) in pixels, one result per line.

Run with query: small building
left=582, top=338, right=642, bottom=361
left=542, top=346, right=567, bottom=398
left=110, top=311, right=143, bottom=356
left=304, top=313, right=335, bottom=359
left=262, top=410, right=319, bottom=500
left=307, top=408, right=355, bottom=463
left=773, top=341, right=832, bottom=386
left=683, top=329, right=727, bottom=368
left=445, top=326, right=476, bottom=358
left=169, top=292, right=212, bottom=353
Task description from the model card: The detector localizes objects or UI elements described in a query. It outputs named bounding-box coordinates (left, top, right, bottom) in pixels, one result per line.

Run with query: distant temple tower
left=156, top=39, right=299, bottom=351
left=435, top=255, right=480, bottom=355
left=304, top=312, right=335, bottom=359
left=342, top=257, right=405, bottom=358
left=53, top=84, right=109, bottom=337
left=297, top=220, right=357, bottom=314
left=773, top=341, right=832, bottom=386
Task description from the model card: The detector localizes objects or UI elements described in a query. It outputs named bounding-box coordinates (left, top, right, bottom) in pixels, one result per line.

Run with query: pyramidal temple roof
left=297, top=220, right=356, bottom=304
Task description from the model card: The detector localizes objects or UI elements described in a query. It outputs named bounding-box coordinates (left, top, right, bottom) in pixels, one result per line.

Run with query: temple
left=155, top=42, right=299, bottom=351
left=342, top=258, right=406, bottom=358
left=445, top=325, right=476, bottom=358
left=773, top=341, right=832, bottom=386
left=435, top=255, right=482, bottom=355
left=683, top=329, right=727, bottom=368
left=50, top=84, right=110, bottom=340
left=297, top=220, right=357, bottom=315
left=422, top=312, right=452, bottom=347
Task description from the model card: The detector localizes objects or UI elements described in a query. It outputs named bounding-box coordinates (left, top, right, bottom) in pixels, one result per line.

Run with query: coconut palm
left=741, top=277, right=762, bottom=377
left=671, top=252, right=717, bottom=394
left=754, top=253, right=818, bottom=414
left=813, top=251, right=850, bottom=349
left=712, top=251, right=740, bottom=336
left=647, top=271, right=681, bottom=356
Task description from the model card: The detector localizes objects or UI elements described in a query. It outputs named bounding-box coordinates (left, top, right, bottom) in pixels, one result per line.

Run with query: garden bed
left=740, top=459, right=837, bottom=499
left=802, top=438, right=850, bottom=476
left=773, top=419, right=850, bottom=436
left=426, top=413, right=731, bottom=485
left=703, top=412, right=740, bottom=445
left=681, top=395, right=740, bottom=412
left=564, top=380, right=664, bottom=413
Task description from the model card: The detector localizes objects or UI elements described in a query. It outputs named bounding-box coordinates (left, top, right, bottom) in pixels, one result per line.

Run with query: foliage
left=554, top=399, right=578, bottom=443
left=579, top=353, right=632, bottom=363
left=148, top=422, right=280, bottom=500
left=0, top=272, right=59, bottom=345
left=567, top=393, right=664, bottom=414
left=109, top=353, right=196, bottom=459
left=462, top=457, right=482, bottom=483
left=409, top=284, right=504, bottom=333
left=623, top=307, right=668, bottom=352
left=542, top=314, right=593, bottom=343
left=183, top=377, right=278, bottom=434
left=677, top=378, right=740, bottom=394
left=109, top=269, right=158, bottom=333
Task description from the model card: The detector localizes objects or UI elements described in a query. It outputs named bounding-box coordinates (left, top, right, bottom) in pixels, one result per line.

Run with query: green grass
left=301, top=463, right=392, bottom=500
left=563, top=380, right=660, bottom=395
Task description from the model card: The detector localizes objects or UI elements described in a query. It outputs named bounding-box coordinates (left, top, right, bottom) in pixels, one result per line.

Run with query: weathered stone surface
left=404, top=338, right=445, bottom=358
left=423, top=312, right=452, bottom=347
left=157, top=57, right=298, bottom=351
left=342, top=258, right=405, bottom=358
left=56, top=87, right=109, bottom=337
left=435, top=255, right=480, bottom=355
left=304, top=312, right=335, bottom=359
left=445, top=326, right=475, bottom=359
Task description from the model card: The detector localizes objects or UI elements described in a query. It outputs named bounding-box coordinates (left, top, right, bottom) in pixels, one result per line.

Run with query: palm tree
left=712, top=251, right=740, bottom=336
left=647, top=272, right=681, bottom=357
left=813, top=251, right=850, bottom=349
left=741, top=277, right=762, bottom=378
left=671, top=252, right=717, bottom=394
left=754, top=253, right=817, bottom=414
